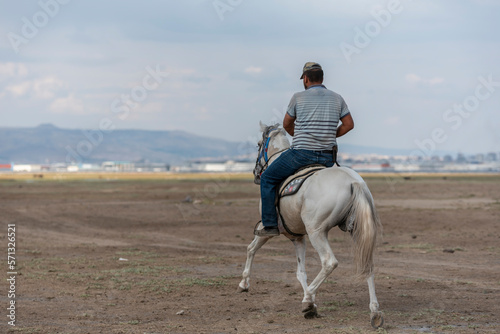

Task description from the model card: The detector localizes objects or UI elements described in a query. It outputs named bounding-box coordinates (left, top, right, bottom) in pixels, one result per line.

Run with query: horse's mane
left=269, top=127, right=290, bottom=150
left=260, top=122, right=290, bottom=150
left=274, top=128, right=290, bottom=149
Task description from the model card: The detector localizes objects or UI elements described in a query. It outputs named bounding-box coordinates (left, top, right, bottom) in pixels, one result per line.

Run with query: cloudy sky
left=1, top=0, right=499, bottom=155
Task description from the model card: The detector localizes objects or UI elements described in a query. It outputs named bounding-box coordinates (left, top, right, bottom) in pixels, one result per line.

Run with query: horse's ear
left=259, top=121, right=268, bottom=132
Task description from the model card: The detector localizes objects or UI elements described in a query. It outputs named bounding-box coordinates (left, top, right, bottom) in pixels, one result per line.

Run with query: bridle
left=253, top=125, right=287, bottom=185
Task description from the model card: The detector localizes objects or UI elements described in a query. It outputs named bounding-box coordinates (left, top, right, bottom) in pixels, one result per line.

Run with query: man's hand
left=283, top=113, right=296, bottom=136
left=336, top=113, right=354, bottom=138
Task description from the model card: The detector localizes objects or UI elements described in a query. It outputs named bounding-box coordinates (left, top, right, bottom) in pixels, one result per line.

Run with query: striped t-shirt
left=286, top=85, right=350, bottom=150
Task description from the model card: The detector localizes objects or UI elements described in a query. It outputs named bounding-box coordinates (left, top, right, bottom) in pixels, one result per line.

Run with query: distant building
left=0, top=164, right=12, bottom=171
left=12, top=164, right=41, bottom=172
left=102, top=161, right=135, bottom=172
left=135, top=163, right=170, bottom=172
left=443, top=155, right=453, bottom=162
left=350, top=163, right=395, bottom=173
left=486, top=152, right=498, bottom=161
left=474, top=154, right=485, bottom=163
left=175, top=160, right=254, bottom=173
left=456, top=153, right=467, bottom=163
left=67, top=165, right=79, bottom=172
left=51, top=163, right=69, bottom=172
left=80, top=164, right=101, bottom=171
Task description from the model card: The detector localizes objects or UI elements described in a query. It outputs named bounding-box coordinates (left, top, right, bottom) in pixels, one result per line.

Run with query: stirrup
left=254, top=226, right=280, bottom=237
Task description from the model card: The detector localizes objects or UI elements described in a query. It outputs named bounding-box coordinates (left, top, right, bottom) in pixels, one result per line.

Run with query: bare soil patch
left=1, top=174, right=499, bottom=333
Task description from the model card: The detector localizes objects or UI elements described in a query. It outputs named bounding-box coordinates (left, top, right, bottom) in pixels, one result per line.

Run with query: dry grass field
left=0, top=172, right=499, bottom=333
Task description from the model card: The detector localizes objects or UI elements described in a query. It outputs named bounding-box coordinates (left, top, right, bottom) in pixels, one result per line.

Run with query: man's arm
left=336, top=113, right=354, bottom=138
left=283, top=113, right=296, bottom=136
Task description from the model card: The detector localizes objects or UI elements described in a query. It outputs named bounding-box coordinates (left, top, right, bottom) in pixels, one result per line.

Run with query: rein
left=254, top=127, right=287, bottom=182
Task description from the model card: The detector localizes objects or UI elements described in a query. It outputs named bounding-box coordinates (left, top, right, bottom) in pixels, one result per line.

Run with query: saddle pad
left=279, top=165, right=326, bottom=198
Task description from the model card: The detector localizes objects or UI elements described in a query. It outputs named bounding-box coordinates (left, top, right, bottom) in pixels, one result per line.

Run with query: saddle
left=275, top=164, right=327, bottom=237
left=277, top=164, right=326, bottom=201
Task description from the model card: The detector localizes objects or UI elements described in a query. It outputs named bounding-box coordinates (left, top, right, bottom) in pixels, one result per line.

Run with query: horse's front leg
left=302, top=230, right=339, bottom=318
left=237, top=235, right=272, bottom=292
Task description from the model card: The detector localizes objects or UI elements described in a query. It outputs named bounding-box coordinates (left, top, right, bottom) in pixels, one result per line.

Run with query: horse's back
left=322, top=165, right=364, bottom=182
left=280, top=166, right=364, bottom=234
left=311, top=166, right=365, bottom=193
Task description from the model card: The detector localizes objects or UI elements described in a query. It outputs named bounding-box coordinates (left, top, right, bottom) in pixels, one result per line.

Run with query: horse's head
left=253, top=122, right=290, bottom=184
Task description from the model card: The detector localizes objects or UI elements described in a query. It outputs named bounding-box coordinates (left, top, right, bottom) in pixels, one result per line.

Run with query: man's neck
left=306, top=82, right=324, bottom=89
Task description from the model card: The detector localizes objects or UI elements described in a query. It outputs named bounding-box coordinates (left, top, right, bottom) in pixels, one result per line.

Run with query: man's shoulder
left=295, top=87, right=343, bottom=99
left=323, top=88, right=342, bottom=97
left=324, top=89, right=345, bottom=102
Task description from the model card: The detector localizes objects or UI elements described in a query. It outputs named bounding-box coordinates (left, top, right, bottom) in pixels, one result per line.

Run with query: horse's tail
left=341, top=182, right=382, bottom=280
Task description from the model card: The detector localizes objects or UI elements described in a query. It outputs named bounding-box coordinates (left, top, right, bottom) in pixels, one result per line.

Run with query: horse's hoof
left=303, top=310, right=317, bottom=319
left=302, top=303, right=319, bottom=319
left=370, top=311, right=384, bottom=329
left=237, top=286, right=248, bottom=293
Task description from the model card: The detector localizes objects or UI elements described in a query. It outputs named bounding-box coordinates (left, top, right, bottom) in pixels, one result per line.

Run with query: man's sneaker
left=254, top=226, right=280, bottom=237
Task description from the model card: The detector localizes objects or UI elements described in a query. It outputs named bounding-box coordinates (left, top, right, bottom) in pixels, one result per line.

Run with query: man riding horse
left=255, top=62, right=355, bottom=237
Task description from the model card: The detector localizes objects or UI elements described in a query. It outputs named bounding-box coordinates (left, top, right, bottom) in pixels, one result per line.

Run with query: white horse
left=238, top=122, right=384, bottom=328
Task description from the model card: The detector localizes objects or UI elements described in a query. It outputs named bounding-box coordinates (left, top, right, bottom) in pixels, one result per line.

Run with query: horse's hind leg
left=292, top=237, right=308, bottom=299
left=302, top=231, right=339, bottom=318
left=237, top=235, right=272, bottom=292
left=368, top=274, right=384, bottom=328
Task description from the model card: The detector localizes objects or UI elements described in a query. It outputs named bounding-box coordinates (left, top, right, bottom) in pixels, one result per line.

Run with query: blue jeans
left=260, top=148, right=334, bottom=228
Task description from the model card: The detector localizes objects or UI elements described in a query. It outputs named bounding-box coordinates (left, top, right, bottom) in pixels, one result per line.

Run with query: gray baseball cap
left=300, top=62, right=322, bottom=79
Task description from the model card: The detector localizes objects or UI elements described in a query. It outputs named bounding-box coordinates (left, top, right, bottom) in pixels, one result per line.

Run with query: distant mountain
left=0, top=124, right=456, bottom=165
left=0, top=124, right=244, bottom=165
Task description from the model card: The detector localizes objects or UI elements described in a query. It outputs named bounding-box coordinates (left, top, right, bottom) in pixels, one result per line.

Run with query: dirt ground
left=0, top=173, right=499, bottom=334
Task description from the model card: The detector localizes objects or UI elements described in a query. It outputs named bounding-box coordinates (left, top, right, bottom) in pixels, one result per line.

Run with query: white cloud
left=405, top=73, right=421, bottom=84
left=6, top=81, right=32, bottom=97
left=195, top=106, right=210, bottom=120
left=244, top=66, right=262, bottom=74
left=0, top=62, right=28, bottom=78
left=428, top=77, right=445, bottom=85
left=140, top=102, right=163, bottom=114
left=384, top=116, right=400, bottom=126
left=33, top=77, right=64, bottom=99
left=405, top=73, right=445, bottom=86
left=5, top=76, right=63, bottom=99
left=159, top=67, right=193, bottom=77
left=50, top=94, right=85, bottom=114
